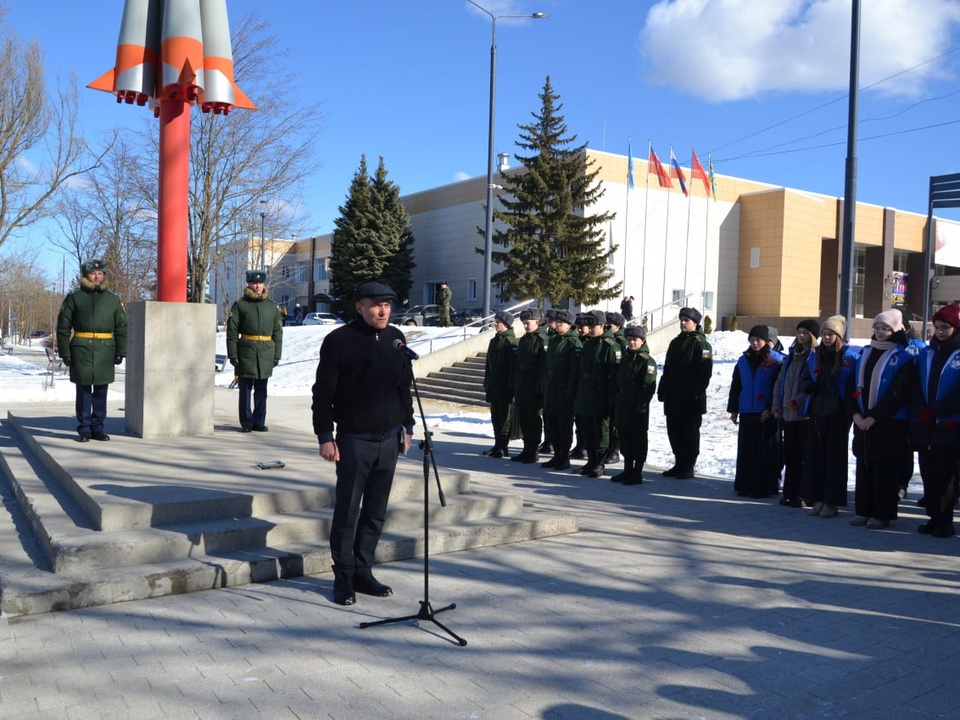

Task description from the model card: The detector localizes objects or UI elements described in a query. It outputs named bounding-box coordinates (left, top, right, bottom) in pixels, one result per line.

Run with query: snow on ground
left=2, top=326, right=920, bottom=491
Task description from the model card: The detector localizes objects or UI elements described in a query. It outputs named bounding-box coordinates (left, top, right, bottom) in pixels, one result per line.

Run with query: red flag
left=648, top=147, right=673, bottom=189
left=690, top=150, right=711, bottom=198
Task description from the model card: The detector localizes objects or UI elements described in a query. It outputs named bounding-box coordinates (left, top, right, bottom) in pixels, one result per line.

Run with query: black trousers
left=489, top=400, right=512, bottom=444
left=329, top=434, right=400, bottom=571
left=516, top=398, right=543, bottom=450
left=918, top=445, right=960, bottom=532
left=237, top=377, right=268, bottom=429
left=805, top=413, right=850, bottom=506
left=618, top=411, right=650, bottom=468
left=781, top=420, right=809, bottom=501
left=544, top=406, right=575, bottom=456
left=579, top=414, right=610, bottom=457
left=665, top=406, right=702, bottom=470
left=75, top=383, right=108, bottom=436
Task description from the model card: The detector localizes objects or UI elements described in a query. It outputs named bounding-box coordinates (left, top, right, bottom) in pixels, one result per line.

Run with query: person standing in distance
left=438, top=281, right=452, bottom=327
left=657, top=307, right=713, bottom=479
left=226, top=270, right=283, bottom=432
left=312, top=281, right=414, bottom=606
left=56, top=259, right=127, bottom=442
left=482, top=311, right=518, bottom=458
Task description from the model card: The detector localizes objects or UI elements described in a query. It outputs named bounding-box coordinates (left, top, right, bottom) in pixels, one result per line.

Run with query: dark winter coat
left=772, top=344, right=813, bottom=422
left=543, top=328, right=581, bottom=413
left=658, top=328, right=713, bottom=415
left=911, top=332, right=960, bottom=448
left=574, top=329, right=620, bottom=418
left=515, top=324, right=549, bottom=405
left=484, top=327, right=518, bottom=404
left=56, top=277, right=128, bottom=386
left=727, top=348, right=784, bottom=415
left=616, top=341, right=657, bottom=423
left=226, top=288, right=283, bottom=380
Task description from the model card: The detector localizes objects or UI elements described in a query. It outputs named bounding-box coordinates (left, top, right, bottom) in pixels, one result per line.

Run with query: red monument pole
left=89, top=0, right=255, bottom=302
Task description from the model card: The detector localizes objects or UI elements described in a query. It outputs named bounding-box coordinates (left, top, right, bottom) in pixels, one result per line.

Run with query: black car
left=452, top=307, right=485, bottom=326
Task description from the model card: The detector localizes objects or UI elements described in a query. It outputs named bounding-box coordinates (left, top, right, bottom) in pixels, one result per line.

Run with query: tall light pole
left=468, top=1, right=548, bottom=319
left=258, top=199, right=268, bottom=272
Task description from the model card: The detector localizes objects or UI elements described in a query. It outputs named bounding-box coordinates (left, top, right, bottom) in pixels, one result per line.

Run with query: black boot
left=353, top=570, right=392, bottom=597
left=551, top=453, right=571, bottom=471
left=570, top=445, right=585, bottom=460
left=623, top=462, right=644, bottom=485
left=332, top=565, right=356, bottom=606
left=605, top=446, right=621, bottom=464
left=576, top=451, right=596, bottom=475
left=538, top=440, right=553, bottom=455
left=586, top=457, right=605, bottom=478
left=611, top=460, right=634, bottom=482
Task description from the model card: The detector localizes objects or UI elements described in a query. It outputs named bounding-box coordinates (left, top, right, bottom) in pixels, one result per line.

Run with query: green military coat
left=616, top=342, right=658, bottom=422
left=658, top=329, right=713, bottom=414
left=514, top=324, right=549, bottom=405
left=226, top=288, right=283, bottom=380
left=543, top=328, right=581, bottom=413
left=574, top=329, right=621, bottom=417
left=56, top=279, right=128, bottom=386
left=484, top=327, right=517, bottom=404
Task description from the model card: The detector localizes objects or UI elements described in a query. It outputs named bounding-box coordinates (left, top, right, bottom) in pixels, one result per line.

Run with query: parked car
left=301, top=312, right=344, bottom=326
left=452, top=307, right=485, bottom=326
left=395, top=304, right=450, bottom=326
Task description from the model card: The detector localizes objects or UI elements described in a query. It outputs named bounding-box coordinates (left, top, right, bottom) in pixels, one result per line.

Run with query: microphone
left=392, top=338, right=420, bottom=361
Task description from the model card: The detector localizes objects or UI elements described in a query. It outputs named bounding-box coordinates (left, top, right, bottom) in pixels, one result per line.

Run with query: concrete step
left=416, top=386, right=487, bottom=406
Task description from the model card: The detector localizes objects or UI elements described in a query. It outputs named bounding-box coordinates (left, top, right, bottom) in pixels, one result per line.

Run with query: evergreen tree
left=486, top=77, right=620, bottom=309
left=329, top=155, right=416, bottom=318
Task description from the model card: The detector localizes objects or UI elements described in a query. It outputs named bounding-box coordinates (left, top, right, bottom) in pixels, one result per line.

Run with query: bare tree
left=132, top=13, right=325, bottom=302
left=0, top=249, right=55, bottom=341
left=0, top=5, right=102, bottom=251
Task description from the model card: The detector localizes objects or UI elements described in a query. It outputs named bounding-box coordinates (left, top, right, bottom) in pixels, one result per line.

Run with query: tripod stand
left=359, top=366, right=467, bottom=646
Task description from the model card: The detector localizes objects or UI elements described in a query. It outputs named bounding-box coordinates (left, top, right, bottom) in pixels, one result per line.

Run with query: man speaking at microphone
left=312, top=281, right=415, bottom=606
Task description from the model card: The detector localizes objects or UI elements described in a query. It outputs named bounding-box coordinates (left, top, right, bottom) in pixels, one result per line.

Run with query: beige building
left=269, top=148, right=951, bottom=335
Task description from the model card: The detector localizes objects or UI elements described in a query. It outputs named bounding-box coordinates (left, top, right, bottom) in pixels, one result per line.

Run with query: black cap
left=624, top=325, right=646, bottom=340
left=494, top=310, right=513, bottom=326
left=555, top=309, right=576, bottom=325
left=606, top=312, right=625, bottom=328
left=81, top=259, right=106, bottom=275
left=246, top=270, right=267, bottom=284
left=679, top=307, right=702, bottom=325
left=748, top=325, right=770, bottom=342
left=519, top=308, right=540, bottom=321
left=354, top=281, right=397, bottom=302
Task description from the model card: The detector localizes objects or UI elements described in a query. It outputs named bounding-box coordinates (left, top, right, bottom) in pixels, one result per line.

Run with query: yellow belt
left=74, top=332, right=114, bottom=339
left=240, top=334, right=273, bottom=342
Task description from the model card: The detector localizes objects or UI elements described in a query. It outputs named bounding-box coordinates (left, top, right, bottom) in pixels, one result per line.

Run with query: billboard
left=935, top=218, right=960, bottom=268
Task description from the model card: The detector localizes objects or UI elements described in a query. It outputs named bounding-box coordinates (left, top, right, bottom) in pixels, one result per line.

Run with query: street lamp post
left=468, top=1, right=547, bottom=319
left=258, top=199, right=268, bottom=272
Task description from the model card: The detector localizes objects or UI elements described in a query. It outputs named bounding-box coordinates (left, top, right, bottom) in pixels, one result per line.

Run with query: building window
left=314, top=258, right=328, bottom=281
left=750, top=248, right=760, bottom=268
left=294, top=261, right=309, bottom=283
left=702, top=291, right=714, bottom=310
left=672, top=289, right=684, bottom=306
left=467, top=279, right=477, bottom=302
left=853, top=246, right=866, bottom=318
left=893, top=251, right=908, bottom=273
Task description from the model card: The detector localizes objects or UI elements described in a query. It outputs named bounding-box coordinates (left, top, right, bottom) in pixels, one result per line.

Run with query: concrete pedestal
left=124, top=301, right=216, bottom=438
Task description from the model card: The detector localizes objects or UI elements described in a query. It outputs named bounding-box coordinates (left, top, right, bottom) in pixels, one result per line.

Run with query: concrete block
left=124, top=301, right=216, bottom=438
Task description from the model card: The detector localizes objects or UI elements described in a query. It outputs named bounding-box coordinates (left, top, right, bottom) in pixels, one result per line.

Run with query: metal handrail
left=639, top=293, right=694, bottom=333
left=405, top=299, right=535, bottom=354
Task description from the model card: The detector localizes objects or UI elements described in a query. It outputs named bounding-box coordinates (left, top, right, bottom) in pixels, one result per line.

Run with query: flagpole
left=640, top=140, right=651, bottom=324
left=661, top=179, right=671, bottom=320
left=679, top=149, right=692, bottom=302
left=623, top=138, right=632, bottom=289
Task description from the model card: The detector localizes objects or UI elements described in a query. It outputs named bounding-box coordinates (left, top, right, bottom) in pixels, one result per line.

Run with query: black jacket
left=312, top=318, right=414, bottom=443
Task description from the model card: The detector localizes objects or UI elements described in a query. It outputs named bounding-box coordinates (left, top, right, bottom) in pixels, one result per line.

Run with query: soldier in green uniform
left=56, top=259, right=128, bottom=442
left=604, top=311, right=628, bottom=466
left=613, top=325, right=658, bottom=485
left=438, top=282, right=452, bottom=327
left=573, top=309, right=621, bottom=478
left=569, top=315, right=594, bottom=460
left=227, top=270, right=283, bottom=432
left=541, top=309, right=581, bottom=470
left=512, top=308, right=549, bottom=463
left=657, top=307, right=713, bottom=479
left=482, top=310, right=518, bottom=458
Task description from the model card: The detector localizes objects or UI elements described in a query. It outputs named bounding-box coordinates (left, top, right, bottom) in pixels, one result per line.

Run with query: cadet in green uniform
left=512, top=308, right=549, bottom=463
left=227, top=270, right=283, bottom=432
left=657, top=307, right=713, bottom=479
left=605, top=311, right=628, bottom=466
left=570, top=317, right=593, bottom=460
left=538, top=309, right=558, bottom=455
left=56, top=259, right=128, bottom=442
left=541, top=309, right=581, bottom=470
left=573, top=309, right=621, bottom=478
left=482, top=310, right=518, bottom=458
left=438, top=282, right=452, bottom=327
left=613, top=325, right=658, bottom=485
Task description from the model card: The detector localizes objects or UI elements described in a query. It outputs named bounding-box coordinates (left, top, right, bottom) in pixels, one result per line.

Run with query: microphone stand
left=359, top=353, right=467, bottom=646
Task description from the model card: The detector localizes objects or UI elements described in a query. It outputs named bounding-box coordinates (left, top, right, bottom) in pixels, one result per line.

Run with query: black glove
left=274, top=359, right=280, bottom=367
left=62, top=356, right=72, bottom=367
left=229, top=358, right=238, bottom=367
left=114, top=356, right=124, bottom=365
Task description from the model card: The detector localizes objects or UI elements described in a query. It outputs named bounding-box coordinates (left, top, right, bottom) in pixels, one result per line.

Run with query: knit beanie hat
left=796, top=319, right=820, bottom=338
left=933, top=303, right=960, bottom=331
left=821, top=315, right=846, bottom=337
left=748, top=324, right=770, bottom=342
left=873, top=308, right=904, bottom=332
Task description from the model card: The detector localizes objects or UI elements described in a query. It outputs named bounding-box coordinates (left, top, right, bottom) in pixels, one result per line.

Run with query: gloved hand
left=229, top=358, right=238, bottom=367
left=114, top=356, right=124, bottom=365
left=274, top=359, right=280, bottom=367
left=62, top=356, right=72, bottom=367
left=918, top=407, right=937, bottom=433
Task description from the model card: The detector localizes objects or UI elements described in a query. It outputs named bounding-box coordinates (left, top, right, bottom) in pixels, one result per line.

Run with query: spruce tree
left=486, top=77, right=620, bottom=309
left=329, top=155, right=416, bottom=318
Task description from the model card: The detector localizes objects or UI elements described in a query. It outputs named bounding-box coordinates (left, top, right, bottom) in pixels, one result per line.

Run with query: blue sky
left=7, top=0, right=960, bottom=277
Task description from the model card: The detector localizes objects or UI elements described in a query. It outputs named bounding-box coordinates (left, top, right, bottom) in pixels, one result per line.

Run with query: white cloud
left=640, top=0, right=960, bottom=101
left=453, top=171, right=472, bottom=182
